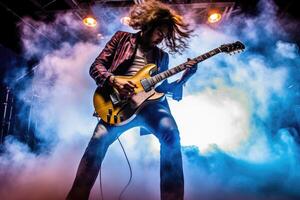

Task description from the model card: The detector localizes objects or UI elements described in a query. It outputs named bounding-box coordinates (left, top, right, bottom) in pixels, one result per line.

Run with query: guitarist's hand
left=177, top=58, right=198, bottom=84
left=109, top=76, right=137, bottom=97
left=185, top=58, right=197, bottom=69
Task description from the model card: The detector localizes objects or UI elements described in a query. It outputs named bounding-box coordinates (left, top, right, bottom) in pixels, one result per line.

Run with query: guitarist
left=67, top=1, right=197, bottom=199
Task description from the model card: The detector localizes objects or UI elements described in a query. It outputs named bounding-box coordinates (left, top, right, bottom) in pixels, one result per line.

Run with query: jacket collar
left=130, top=31, right=141, bottom=46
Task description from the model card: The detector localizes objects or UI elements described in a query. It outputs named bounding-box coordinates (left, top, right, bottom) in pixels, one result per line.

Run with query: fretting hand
left=185, top=58, right=197, bottom=69
left=176, top=58, right=198, bottom=84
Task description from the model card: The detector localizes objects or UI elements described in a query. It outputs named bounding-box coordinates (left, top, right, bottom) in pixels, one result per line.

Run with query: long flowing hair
left=129, top=0, right=192, bottom=54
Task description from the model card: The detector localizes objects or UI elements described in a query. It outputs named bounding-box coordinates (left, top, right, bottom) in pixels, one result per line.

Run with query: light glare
left=169, top=87, right=251, bottom=153
left=120, top=16, right=131, bottom=25
left=208, top=12, right=222, bottom=23
left=83, top=16, right=97, bottom=27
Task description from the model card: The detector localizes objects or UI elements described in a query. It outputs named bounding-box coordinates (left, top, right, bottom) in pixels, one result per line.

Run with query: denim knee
left=159, top=127, right=181, bottom=146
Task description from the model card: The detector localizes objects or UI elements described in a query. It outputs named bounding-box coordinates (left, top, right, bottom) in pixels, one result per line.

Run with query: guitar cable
left=117, top=137, right=133, bottom=200
left=97, top=119, right=133, bottom=200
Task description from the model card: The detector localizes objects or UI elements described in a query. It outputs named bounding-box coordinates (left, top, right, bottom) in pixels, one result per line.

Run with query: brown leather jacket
left=89, top=31, right=197, bottom=101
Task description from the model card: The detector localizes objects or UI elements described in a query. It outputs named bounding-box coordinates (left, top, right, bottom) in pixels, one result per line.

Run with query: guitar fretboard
left=148, top=47, right=222, bottom=86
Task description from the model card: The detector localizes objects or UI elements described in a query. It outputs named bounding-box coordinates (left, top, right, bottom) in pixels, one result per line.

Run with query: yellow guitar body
left=93, top=64, right=164, bottom=125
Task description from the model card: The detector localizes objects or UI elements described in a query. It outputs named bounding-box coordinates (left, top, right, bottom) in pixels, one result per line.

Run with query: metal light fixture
left=83, top=16, right=97, bottom=28
left=207, top=10, right=222, bottom=23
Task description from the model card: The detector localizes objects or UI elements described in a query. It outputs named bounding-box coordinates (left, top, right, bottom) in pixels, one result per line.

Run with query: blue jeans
left=67, top=100, right=184, bottom=200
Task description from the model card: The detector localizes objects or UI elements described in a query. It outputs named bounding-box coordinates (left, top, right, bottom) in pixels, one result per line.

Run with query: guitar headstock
left=220, top=41, right=245, bottom=54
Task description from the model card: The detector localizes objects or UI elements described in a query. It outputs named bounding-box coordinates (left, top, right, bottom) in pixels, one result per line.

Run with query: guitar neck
left=148, top=47, right=222, bottom=86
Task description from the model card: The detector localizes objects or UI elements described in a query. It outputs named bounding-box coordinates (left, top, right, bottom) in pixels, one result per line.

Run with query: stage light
left=120, top=16, right=131, bottom=26
left=208, top=12, right=222, bottom=24
left=83, top=16, right=97, bottom=28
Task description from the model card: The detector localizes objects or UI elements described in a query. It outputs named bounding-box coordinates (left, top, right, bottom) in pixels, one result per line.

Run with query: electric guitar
left=93, top=41, right=245, bottom=125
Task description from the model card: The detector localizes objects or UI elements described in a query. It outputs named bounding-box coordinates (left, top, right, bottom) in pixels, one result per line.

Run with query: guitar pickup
left=141, top=78, right=151, bottom=92
left=110, top=93, right=121, bottom=106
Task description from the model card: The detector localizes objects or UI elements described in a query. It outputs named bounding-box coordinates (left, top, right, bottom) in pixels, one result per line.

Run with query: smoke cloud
left=1, top=0, right=300, bottom=200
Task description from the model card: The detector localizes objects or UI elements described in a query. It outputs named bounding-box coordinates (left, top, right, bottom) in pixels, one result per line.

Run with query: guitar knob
left=114, top=115, right=118, bottom=123
left=107, top=114, right=111, bottom=123
left=120, top=115, right=124, bottom=122
left=108, top=109, right=112, bottom=115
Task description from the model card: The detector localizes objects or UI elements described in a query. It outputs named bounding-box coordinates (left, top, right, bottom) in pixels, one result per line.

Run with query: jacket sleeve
left=89, top=31, right=122, bottom=86
left=155, top=53, right=197, bottom=101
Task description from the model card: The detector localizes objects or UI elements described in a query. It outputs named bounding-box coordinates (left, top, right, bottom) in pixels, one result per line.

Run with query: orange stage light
left=83, top=16, right=97, bottom=28
left=208, top=12, right=222, bottom=24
